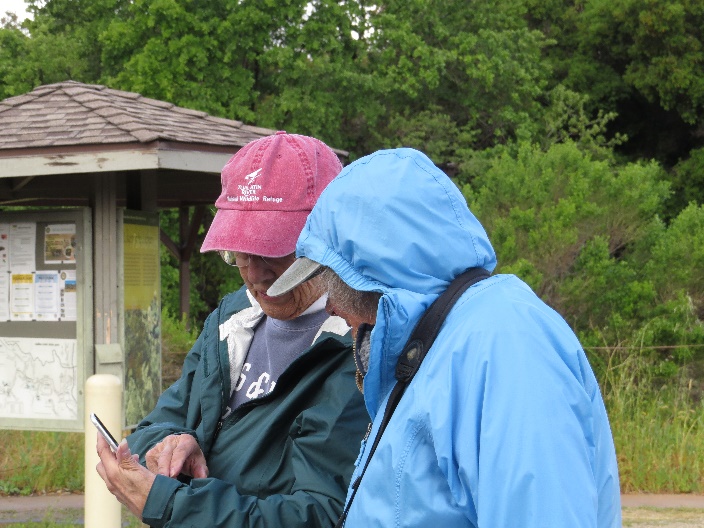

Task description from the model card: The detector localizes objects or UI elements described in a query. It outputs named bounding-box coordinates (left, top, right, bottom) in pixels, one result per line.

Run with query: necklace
left=352, top=331, right=364, bottom=393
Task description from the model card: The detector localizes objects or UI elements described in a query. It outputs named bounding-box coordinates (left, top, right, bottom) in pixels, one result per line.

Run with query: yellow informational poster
left=123, top=222, right=159, bottom=311
left=122, top=212, right=161, bottom=427
left=10, top=272, right=34, bottom=321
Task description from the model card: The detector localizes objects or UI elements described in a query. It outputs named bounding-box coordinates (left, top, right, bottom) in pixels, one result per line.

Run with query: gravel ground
left=623, top=507, right=704, bottom=527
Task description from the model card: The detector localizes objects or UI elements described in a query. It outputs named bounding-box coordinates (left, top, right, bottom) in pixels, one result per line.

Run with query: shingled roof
left=0, top=80, right=276, bottom=151
left=0, top=81, right=347, bottom=208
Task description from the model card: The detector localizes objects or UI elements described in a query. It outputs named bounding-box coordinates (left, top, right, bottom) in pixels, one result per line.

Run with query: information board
left=0, top=209, right=91, bottom=432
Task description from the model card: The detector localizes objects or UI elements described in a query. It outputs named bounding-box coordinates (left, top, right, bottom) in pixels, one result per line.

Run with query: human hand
left=95, top=433, right=155, bottom=519
left=145, top=434, right=209, bottom=479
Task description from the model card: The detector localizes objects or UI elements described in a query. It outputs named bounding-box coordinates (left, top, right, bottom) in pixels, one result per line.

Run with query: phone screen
left=90, top=412, right=119, bottom=452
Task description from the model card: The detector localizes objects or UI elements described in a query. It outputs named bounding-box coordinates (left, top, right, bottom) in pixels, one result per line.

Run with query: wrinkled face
left=238, top=253, right=323, bottom=320
left=324, top=296, right=374, bottom=335
left=321, top=268, right=379, bottom=335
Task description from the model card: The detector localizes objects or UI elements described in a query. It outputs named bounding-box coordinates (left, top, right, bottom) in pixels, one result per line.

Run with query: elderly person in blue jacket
left=96, top=132, right=368, bottom=527
left=268, top=148, right=622, bottom=527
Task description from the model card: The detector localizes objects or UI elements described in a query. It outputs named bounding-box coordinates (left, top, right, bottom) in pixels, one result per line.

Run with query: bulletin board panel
left=120, top=210, right=161, bottom=429
left=0, top=208, right=92, bottom=432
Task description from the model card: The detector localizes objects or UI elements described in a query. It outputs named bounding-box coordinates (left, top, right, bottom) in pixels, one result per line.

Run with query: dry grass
left=601, top=351, right=704, bottom=493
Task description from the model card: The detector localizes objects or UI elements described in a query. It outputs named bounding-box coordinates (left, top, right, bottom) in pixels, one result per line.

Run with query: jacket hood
left=295, top=148, right=497, bottom=415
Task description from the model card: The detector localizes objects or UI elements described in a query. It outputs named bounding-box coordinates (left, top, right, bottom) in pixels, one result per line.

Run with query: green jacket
left=128, top=287, right=368, bottom=527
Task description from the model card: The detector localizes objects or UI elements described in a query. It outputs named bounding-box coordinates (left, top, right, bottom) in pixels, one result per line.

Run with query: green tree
left=646, top=203, right=704, bottom=311
left=358, top=0, right=553, bottom=161
left=1, top=0, right=702, bottom=375
left=465, top=140, right=704, bottom=375
left=252, top=0, right=381, bottom=152
left=464, top=141, right=670, bottom=323
left=525, top=0, right=704, bottom=168
left=0, top=4, right=96, bottom=98
left=669, top=148, right=704, bottom=213
left=100, top=0, right=262, bottom=120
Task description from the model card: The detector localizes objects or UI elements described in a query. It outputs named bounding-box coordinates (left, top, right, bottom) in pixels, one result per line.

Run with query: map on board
left=0, top=337, right=78, bottom=420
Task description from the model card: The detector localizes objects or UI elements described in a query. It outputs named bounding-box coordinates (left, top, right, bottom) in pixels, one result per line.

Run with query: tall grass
left=599, top=347, right=704, bottom=493
left=0, top=431, right=83, bottom=495
left=161, top=308, right=201, bottom=387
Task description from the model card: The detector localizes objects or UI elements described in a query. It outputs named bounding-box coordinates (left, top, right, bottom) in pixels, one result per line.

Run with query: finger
left=171, top=436, right=208, bottom=478
left=156, top=440, right=177, bottom=477
left=145, top=443, right=162, bottom=473
left=168, top=440, right=195, bottom=478
left=95, top=459, right=107, bottom=482
left=181, top=454, right=208, bottom=479
left=145, top=437, right=173, bottom=474
left=96, top=433, right=116, bottom=462
left=95, top=436, right=117, bottom=492
left=115, top=439, right=133, bottom=465
left=96, top=430, right=105, bottom=452
left=178, top=439, right=208, bottom=479
left=192, top=462, right=208, bottom=479
left=95, top=459, right=117, bottom=495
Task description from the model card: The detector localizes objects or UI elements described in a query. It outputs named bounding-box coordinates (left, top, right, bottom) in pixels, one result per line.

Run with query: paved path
left=0, top=493, right=84, bottom=524
left=622, top=494, right=704, bottom=508
left=0, top=493, right=84, bottom=513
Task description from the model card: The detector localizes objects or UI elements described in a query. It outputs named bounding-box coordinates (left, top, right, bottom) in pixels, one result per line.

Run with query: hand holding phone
left=90, top=412, right=119, bottom=452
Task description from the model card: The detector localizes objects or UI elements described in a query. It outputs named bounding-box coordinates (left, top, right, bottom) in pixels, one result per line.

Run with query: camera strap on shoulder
left=335, top=267, right=491, bottom=527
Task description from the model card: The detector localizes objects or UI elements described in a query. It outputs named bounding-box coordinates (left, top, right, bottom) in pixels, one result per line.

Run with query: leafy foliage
left=463, top=141, right=704, bottom=375
left=669, top=148, right=704, bottom=213
left=0, top=0, right=701, bottom=382
left=646, top=203, right=704, bottom=313
left=465, top=141, right=668, bottom=296
left=0, top=0, right=704, bottom=496
left=0, top=11, right=92, bottom=98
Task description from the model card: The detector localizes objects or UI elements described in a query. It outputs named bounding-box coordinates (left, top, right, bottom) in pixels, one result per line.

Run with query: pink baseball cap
left=200, top=131, right=343, bottom=256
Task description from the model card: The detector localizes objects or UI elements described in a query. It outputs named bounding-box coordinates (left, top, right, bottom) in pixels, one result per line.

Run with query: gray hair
left=319, top=267, right=381, bottom=323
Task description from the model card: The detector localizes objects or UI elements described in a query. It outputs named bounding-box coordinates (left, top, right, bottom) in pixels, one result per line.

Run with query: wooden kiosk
left=0, top=81, right=287, bottom=431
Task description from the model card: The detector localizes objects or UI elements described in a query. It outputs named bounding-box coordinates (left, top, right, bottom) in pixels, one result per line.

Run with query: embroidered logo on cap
left=225, top=167, right=283, bottom=204
left=227, top=168, right=263, bottom=202
left=244, top=168, right=262, bottom=185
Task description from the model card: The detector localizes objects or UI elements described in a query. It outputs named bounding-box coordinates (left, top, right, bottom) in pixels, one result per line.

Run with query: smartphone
left=90, top=412, right=119, bottom=452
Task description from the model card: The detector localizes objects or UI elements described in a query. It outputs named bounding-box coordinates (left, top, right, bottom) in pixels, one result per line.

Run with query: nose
left=325, top=297, right=337, bottom=317
left=245, top=257, right=275, bottom=284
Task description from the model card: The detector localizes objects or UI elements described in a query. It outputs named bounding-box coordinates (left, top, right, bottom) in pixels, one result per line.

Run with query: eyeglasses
left=218, top=251, right=294, bottom=268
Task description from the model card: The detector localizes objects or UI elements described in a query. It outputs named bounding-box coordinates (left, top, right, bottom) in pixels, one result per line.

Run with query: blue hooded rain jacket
left=294, top=148, right=621, bottom=527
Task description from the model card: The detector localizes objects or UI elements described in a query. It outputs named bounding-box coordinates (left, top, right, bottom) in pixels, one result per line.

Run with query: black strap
left=335, top=267, right=490, bottom=527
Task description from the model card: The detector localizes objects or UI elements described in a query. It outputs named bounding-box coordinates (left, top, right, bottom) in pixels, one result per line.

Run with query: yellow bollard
left=84, top=374, right=123, bottom=528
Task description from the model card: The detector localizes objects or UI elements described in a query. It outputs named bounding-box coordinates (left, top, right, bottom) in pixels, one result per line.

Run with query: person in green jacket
left=95, top=132, right=369, bottom=527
